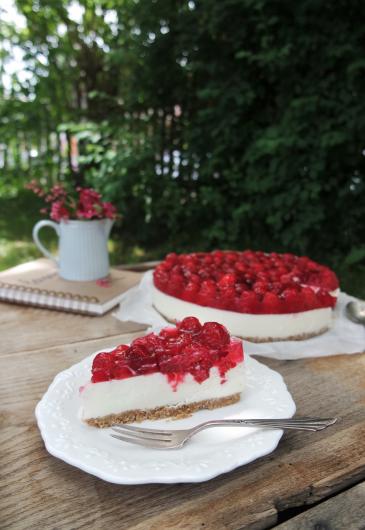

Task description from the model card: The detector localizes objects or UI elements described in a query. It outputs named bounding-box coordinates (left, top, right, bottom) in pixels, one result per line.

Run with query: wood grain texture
left=274, top=482, right=365, bottom=530
left=1, top=317, right=365, bottom=530
left=0, top=301, right=146, bottom=356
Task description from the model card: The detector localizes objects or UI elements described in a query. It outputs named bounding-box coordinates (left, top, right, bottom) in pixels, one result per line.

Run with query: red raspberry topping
left=178, top=316, right=202, bottom=334
left=91, top=352, right=113, bottom=383
left=200, top=322, right=230, bottom=348
left=90, top=318, right=244, bottom=388
left=153, top=250, right=339, bottom=314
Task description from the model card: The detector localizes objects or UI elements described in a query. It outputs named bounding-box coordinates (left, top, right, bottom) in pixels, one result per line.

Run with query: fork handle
left=194, top=417, right=337, bottom=433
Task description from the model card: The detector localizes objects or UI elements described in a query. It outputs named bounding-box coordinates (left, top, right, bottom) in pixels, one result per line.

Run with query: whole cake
left=80, top=317, right=244, bottom=427
left=152, top=250, right=339, bottom=342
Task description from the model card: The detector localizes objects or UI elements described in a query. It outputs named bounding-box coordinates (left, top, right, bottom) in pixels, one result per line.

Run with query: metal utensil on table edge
left=110, top=417, right=338, bottom=450
left=346, top=301, right=365, bottom=325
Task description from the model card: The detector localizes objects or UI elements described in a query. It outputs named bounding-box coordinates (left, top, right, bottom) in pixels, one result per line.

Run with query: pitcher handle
left=32, top=220, right=60, bottom=265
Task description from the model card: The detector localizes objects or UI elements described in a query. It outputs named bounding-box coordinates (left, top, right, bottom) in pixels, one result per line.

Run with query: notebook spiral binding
left=0, top=281, right=100, bottom=315
left=0, top=282, right=99, bottom=302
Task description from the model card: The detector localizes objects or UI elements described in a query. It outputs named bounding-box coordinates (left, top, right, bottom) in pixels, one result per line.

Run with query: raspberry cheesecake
left=152, top=250, right=339, bottom=342
left=80, top=317, right=244, bottom=427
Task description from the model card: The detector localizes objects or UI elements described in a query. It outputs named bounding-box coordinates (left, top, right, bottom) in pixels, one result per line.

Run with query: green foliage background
left=1, top=0, right=365, bottom=293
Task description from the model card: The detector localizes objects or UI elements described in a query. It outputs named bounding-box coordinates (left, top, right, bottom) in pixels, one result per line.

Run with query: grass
left=0, top=190, right=364, bottom=299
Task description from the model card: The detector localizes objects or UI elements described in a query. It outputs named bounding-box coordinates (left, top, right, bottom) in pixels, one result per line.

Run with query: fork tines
left=111, top=425, right=174, bottom=449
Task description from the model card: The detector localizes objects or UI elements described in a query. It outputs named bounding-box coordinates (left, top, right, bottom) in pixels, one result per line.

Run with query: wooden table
left=1, top=284, right=365, bottom=530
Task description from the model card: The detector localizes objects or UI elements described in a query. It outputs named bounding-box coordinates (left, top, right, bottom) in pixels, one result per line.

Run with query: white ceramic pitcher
left=32, top=219, right=114, bottom=281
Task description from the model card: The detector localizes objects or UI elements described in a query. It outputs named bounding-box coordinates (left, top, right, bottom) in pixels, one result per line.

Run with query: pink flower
left=25, top=179, right=45, bottom=197
left=45, top=184, right=67, bottom=203
left=25, top=180, right=118, bottom=221
left=50, top=200, right=70, bottom=221
left=76, top=188, right=104, bottom=219
left=102, top=201, right=117, bottom=219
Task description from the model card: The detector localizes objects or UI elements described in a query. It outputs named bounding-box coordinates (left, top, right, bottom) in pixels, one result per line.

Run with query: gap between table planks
left=1, top=307, right=364, bottom=530
left=275, top=481, right=365, bottom=529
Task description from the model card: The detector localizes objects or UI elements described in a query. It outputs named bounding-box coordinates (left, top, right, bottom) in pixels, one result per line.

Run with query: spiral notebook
left=0, top=259, right=142, bottom=315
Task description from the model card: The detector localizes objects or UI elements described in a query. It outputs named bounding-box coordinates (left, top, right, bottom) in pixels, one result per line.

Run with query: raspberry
left=197, top=280, right=217, bottom=306
left=91, top=352, right=113, bottom=382
left=200, top=322, right=230, bottom=348
left=253, top=281, right=269, bottom=296
left=126, top=344, right=149, bottom=358
left=282, top=288, right=302, bottom=312
left=126, top=345, right=158, bottom=374
left=131, top=333, right=161, bottom=355
left=238, top=290, right=260, bottom=313
left=226, top=251, right=238, bottom=263
left=166, top=252, right=178, bottom=263
left=218, top=273, right=236, bottom=289
left=159, top=353, right=187, bottom=373
left=270, top=281, right=283, bottom=294
left=91, top=371, right=110, bottom=383
left=92, top=352, right=112, bottom=373
left=262, top=292, right=282, bottom=313
left=163, top=334, right=191, bottom=356
left=178, top=316, right=202, bottom=335
left=181, top=281, right=199, bottom=302
left=317, top=290, right=336, bottom=308
left=234, top=262, right=246, bottom=273
left=160, top=327, right=180, bottom=340
left=301, top=286, right=320, bottom=310
left=112, top=365, right=135, bottom=379
left=112, top=344, right=129, bottom=355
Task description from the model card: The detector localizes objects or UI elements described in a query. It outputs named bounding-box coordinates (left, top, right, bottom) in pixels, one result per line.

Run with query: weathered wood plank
left=0, top=302, right=146, bottom=356
left=274, top=481, right=365, bottom=530
left=1, top=340, right=364, bottom=530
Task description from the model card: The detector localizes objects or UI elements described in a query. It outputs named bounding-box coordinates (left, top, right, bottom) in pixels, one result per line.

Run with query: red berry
left=317, top=290, right=336, bottom=308
left=253, top=281, right=268, bottom=296
left=130, top=333, right=160, bottom=353
left=112, top=365, right=135, bottom=379
left=262, top=292, right=282, bottom=313
left=200, top=322, right=230, bottom=348
left=125, top=345, right=157, bottom=373
left=238, top=290, right=260, bottom=313
left=218, top=273, right=236, bottom=289
left=282, top=288, right=302, bottom=312
left=234, top=262, right=246, bottom=273
left=197, top=280, right=217, bottom=306
left=91, top=371, right=109, bottom=383
left=112, top=344, right=129, bottom=355
left=92, top=352, right=113, bottom=378
left=181, top=281, right=199, bottom=302
left=178, top=316, right=202, bottom=335
left=166, top=252, right=177, bottom=263
left=160, top=327, right=180, bottom=340
left=301, top=286, right=320, bottom=310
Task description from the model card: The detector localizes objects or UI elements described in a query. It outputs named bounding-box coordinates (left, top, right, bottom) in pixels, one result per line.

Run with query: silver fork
left=110, top=417, right=337, bottom=449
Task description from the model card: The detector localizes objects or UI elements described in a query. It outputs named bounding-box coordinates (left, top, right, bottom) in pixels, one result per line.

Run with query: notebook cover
left=0, top=259, right=142, bottom=304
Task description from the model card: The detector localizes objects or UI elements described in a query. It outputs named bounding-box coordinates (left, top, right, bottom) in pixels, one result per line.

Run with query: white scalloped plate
left=35, top=352, right=296, bottom=484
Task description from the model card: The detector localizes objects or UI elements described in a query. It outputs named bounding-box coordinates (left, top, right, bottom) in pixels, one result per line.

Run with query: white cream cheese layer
left=152, top=285, right=333, bottom=340
left=81, top=364, right=244, bottom=420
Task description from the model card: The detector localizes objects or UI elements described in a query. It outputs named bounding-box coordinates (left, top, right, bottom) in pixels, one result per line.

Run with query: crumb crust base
left=85, top=393, right=241, bottom=428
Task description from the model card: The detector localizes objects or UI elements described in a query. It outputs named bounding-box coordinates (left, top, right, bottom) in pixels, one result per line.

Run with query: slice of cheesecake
left=80, top=317, right=244, bottom=427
